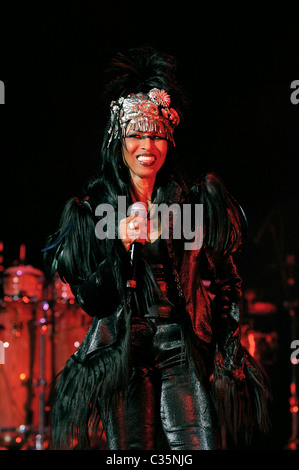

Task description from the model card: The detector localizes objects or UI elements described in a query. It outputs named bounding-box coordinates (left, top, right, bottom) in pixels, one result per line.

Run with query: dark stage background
left=0, top=3, right=299, bottom=450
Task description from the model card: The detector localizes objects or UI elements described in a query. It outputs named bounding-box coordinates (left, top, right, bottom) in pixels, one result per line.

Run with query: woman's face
left=122, top=129, right=168, bottom=180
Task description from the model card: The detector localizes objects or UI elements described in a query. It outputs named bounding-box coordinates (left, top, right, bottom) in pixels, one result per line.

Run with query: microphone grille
left=129, top=202, right=148, bottom=217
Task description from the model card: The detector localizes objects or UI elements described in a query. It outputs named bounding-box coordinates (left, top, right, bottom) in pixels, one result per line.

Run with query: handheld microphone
left=127, top=202, right=147, bottom=289
left=129, top=201, right=148, bottom=218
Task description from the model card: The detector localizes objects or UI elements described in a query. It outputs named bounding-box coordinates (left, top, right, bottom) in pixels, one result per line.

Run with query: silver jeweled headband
left=107, top=88, right=180, bottom=147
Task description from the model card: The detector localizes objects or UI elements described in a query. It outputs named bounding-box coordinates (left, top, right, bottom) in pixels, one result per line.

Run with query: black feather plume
left=192, top=173, right=248, bottom=256
left=103, top=45, right=187, bottom=119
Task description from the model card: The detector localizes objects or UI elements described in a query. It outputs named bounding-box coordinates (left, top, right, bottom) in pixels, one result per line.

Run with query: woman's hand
left=118, top=214, right=147, bottom=251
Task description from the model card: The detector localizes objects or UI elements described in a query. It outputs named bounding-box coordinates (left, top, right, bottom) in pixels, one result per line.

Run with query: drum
left=241, top=322, right=279, bottom=366
left=52, top=303, right=91, bottom=375
left=0, top=301, right=52, bottom=449
left=51, top=274, right=91, bottom=374
left=2, top=265, right=44, bottom=302
left=242, top=288, right=280, bottom=366
left=52, top=274, right=75, bottom=303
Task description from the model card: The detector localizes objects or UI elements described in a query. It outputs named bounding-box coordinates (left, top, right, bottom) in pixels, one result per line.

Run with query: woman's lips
left=136, top=154, right=156, bottom=166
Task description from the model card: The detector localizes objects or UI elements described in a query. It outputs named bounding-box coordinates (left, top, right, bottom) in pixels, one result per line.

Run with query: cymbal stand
left=36, top=320, right=46, bottom=450
left=35, top=302, right=49, bottom=450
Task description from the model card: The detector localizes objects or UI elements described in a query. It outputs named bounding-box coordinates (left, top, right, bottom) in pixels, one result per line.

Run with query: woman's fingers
left=128, top=215, right=146, bottom=242
left=119, top=215, right=147, bottom=250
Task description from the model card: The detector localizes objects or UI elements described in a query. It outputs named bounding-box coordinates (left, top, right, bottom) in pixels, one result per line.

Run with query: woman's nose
left=141, top=137, right=153, bottom=150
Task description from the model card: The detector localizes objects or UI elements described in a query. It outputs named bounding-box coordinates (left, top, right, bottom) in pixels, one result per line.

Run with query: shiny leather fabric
left=74, top=305, right=124, bottom=363
left=101, top=317, right=220, bottom=450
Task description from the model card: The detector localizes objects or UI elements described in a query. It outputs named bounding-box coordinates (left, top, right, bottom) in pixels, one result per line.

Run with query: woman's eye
left=126, top=134, right=166, bottom=140
left=127, top=134, right=141, bottom=139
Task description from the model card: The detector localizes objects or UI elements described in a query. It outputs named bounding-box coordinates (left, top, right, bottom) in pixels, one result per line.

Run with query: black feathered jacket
left=47, top=174, right=270, bottom=449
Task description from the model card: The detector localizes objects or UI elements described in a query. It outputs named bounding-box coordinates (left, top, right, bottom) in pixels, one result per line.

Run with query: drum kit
left=204, top=275, right=299, bottom=449
left=241, top=287, right=299, bottom=450
left=0, top=255, right=92, bottom=450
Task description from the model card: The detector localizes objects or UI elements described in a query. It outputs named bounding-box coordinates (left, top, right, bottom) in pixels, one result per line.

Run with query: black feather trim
left=51, top=308, right=132, bottom=449
left=212, top=349, right=271, bottom=447
left=43, top=197, right=101, bottom=283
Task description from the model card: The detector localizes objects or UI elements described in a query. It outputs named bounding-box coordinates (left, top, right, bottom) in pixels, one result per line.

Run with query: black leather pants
left=102, top=317, right=220, bottom=450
